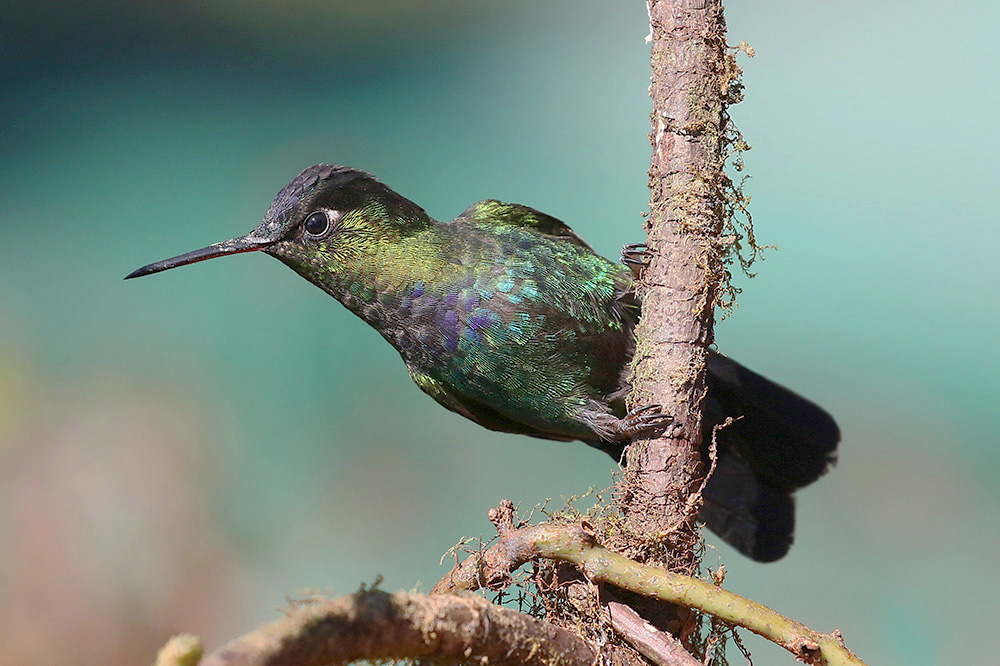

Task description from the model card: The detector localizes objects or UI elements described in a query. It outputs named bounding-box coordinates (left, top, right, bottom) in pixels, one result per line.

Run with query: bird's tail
left=698, top=352, right=839, bottom=561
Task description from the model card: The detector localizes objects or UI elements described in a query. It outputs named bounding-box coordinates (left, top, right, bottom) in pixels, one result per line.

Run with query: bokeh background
left=2, top=1, right=997, bottom=664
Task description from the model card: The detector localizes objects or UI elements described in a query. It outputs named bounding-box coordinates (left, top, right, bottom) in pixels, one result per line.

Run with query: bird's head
left=126, top=164, right=432, bottom=283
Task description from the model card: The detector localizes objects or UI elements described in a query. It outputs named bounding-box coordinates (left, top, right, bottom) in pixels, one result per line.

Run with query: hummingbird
left=127, top=164, right=838, bottom=561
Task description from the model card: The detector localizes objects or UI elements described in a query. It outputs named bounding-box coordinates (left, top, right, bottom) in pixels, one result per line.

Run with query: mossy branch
left=433, top=504, right=865, bottom=666
left=621, top=0, right=734, bottom=574
left=157, top=589, right=595, bottom=666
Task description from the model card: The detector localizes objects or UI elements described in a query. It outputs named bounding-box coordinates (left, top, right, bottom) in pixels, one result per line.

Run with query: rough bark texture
left=604, top=598, right=703, bottom=666
left=618, top=0, right=731, bottom=573
left=197, top=589, right=595, bottom=666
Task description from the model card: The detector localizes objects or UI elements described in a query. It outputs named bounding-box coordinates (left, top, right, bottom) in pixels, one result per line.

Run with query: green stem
left=530, top=524, right=864, bottom=666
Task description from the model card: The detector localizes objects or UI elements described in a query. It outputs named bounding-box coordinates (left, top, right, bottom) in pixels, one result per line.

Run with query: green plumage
left=268, top=183, right=639, bottom=444
left=127, top=164, right=840, bottom=562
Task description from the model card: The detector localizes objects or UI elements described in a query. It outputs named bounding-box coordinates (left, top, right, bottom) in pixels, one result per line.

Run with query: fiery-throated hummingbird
left=127, top=164, right=838, bottom=561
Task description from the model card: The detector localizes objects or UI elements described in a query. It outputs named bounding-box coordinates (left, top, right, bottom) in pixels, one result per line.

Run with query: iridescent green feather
left=267, top=185, right=635, bottom=442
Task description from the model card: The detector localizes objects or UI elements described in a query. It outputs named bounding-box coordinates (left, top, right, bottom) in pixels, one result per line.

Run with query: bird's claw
left=613, top=403, right=673, bottom=440
left=620, top=243, right=652, bottom=279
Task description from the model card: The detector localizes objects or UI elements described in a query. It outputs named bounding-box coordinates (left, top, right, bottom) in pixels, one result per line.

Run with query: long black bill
left=125, top=234, right=273, bottom=280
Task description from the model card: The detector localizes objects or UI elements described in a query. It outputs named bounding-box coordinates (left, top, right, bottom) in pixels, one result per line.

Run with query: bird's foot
left=611, top=404, right=673, bottom=440
left=620, top=242, right=652, bottom=279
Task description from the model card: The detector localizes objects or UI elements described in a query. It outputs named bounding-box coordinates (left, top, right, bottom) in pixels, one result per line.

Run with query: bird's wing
left=451, top=200, right=595, bottom=251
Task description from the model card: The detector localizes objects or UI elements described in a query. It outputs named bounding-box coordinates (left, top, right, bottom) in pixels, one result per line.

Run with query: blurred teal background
left=1, top=1, right=997, bottom=664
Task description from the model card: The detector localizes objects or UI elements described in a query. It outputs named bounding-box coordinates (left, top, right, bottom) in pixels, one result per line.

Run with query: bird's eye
left=303, top=211, right=330, bottom=237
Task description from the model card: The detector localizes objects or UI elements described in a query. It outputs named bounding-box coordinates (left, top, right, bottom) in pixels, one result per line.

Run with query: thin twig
left=604, top=598, right=702, bottom=666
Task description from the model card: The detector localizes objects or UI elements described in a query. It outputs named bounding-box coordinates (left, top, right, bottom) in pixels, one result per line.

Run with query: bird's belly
left=417, top=331, right=619, bottom=440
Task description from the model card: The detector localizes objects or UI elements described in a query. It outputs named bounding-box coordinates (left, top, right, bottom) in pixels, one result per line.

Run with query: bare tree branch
left=604, top=598, right=702, bottom=666
left=621, top=0, right=734, bottom=571
left=194, top=589, right=595, bottom=666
